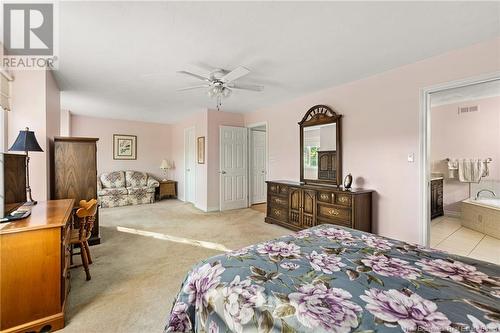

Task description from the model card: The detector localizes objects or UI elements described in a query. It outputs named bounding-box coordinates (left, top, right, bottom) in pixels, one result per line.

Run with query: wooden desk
left=0, top=199, right=74, bottom=333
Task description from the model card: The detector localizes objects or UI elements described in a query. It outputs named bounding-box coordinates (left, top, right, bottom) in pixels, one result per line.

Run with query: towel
left=458, top=159, right=484, bottom=183
left=447, top=159, right=458, bottom=179
left=481, top=160, right=489, bottom=177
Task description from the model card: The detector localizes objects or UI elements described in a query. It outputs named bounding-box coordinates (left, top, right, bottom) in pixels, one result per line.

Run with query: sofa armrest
left=147, top=177, right=160, bottom=188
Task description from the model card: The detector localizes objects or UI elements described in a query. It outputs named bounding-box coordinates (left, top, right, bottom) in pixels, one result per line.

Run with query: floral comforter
left=165, top=224, right=500, bottom=333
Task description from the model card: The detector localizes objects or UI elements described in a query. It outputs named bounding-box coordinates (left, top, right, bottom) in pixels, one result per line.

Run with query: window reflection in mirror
left=303, top=123, right=336, bottom=180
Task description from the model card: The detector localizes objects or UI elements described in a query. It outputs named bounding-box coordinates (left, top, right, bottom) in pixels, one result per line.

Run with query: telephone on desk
left=0, top=204, right=32, bottom=223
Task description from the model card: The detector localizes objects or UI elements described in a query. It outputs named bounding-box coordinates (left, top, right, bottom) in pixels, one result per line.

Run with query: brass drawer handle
left=339, top=196, right=349, bottom=203
left=273, top=209, right=282, bottom=217
left=328, top=208, right=340, bottom=216
left=273, top=198, right=286, bottom=205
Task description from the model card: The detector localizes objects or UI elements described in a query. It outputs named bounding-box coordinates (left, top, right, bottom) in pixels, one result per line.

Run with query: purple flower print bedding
left=165, top=224, right=500, bottom=333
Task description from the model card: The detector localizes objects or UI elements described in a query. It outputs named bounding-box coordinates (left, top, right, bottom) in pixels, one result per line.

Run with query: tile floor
left=431, top=216, right=500, bottom=264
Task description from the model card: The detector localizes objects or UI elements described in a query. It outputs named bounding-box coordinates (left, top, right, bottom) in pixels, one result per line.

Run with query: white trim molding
left=419, top=72, right=500, bottom=246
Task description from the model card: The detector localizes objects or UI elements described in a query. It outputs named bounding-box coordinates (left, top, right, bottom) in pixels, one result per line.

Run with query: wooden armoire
left=52, top=137, right=100, bottom=245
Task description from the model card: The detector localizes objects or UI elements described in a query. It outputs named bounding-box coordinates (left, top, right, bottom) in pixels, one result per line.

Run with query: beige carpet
left=62, top=200, right=289, bottom=333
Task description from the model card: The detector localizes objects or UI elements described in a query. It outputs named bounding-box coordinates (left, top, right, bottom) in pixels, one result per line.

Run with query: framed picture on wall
left=113, top=134, right=137, bottom=160
left=197, top=136, right=205, bottom=164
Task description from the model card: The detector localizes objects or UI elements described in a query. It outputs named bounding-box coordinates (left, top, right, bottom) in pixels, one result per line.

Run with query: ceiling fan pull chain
left=217, top=95, right=222, bottom=111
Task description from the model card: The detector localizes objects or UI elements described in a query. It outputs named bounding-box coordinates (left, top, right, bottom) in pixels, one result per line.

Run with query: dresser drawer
left=268, top=206, right=288, bottom=222
left=268, top=183, right=289, bottom=197
left=316, top=217, right=353, bottom=228
left=317, top=191, right=334, bottom=204
left=336, top=193, right=352, bottom=207
left=318, top=203, right=351, bottom=221
left=269, top=195, right=288, bottom=207
left=268, top=183, right=279, bottom=195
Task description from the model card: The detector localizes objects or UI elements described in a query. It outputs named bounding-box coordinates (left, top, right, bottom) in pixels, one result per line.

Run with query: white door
left=220, top=126, right=248, bottom=211
left=184, top=127, right=196, bottom=203
left=251, top=130, right=267, bottom=204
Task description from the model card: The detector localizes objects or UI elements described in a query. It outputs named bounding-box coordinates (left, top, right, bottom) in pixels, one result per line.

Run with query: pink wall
left=7, top=70, right=59, bottom=201
left=71, top=115, right=171, bottom=180
left=431, top=96, right=500, bottom=208
left=60, top=109, right=71, bottom=136
left=244, top=38, right=500, bottom=243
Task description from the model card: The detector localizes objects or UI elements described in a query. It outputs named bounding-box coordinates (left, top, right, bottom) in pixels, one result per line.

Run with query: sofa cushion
left=126, top=171, right=148, bottom=187
left=128, top=187, right=156, bottom=195
left=100, top=171, right=126, bottom=188
left=98, top=187, right=128, bottom=196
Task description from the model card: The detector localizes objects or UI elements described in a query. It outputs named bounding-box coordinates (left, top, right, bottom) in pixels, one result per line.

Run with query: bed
left=165, top=224, right=500, bottom=333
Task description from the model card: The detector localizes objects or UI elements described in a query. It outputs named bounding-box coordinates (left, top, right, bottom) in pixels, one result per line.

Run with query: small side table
left=157, top=180, right=177, bottom=200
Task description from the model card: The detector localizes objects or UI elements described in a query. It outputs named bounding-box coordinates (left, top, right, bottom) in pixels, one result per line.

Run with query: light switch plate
left=407, top=153, right=415, bottom=163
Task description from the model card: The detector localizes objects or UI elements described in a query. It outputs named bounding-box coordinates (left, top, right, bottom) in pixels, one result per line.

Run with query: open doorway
left=421, top=76, right=500, bottom=264
left=248, top=123, right=268, bottom=213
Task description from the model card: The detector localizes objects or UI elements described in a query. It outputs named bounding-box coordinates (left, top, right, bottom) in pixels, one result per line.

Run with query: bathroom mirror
left=299, top=105, right=342, bottom=185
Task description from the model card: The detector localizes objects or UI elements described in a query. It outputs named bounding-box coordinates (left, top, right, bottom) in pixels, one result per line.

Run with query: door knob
left=221, top=171, right=227, bottom=174
left=186, top=168, right=190, bottom=171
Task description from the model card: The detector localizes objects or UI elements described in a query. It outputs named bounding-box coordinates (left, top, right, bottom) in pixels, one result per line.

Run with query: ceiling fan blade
left=220, top=66, right=250, bottom=83
left=177, top=70, right=211, bottom=82
left=176, top=84, right=210, bottom=92
left=227, top=83, right=264, bottom=92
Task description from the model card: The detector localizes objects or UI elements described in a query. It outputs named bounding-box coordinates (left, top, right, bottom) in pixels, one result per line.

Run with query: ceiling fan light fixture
left=222, top=87, right=232, bottom=98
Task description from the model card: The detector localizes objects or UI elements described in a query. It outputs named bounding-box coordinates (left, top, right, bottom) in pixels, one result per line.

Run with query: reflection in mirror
left=303, top=123, right=337, bottom=180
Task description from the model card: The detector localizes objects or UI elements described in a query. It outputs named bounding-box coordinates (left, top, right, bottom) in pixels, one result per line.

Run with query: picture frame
left=113, top=134, right=137, bottom=160
left=197, top=136, right=205, bottom=164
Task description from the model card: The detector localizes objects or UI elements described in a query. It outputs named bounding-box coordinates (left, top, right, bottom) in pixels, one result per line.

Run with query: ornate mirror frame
left=299, top=105, right=342, bottom=186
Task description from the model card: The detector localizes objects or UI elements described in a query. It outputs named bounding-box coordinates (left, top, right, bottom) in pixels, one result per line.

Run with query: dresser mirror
left=299, top=105, right=342, bottom=185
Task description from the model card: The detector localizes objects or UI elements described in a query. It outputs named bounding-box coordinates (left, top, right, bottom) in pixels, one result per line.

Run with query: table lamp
left=9, top=127, right=43, bottom=205
left=160, top=159, right=172, bottom=181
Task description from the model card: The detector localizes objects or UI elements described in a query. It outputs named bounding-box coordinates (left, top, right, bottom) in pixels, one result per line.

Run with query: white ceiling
left=431, top=79, right=500, bottom=107
left=56, top=1, right=500, bottom=124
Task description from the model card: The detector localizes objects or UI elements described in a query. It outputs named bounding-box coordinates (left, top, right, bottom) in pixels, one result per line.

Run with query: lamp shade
left=9, top=127, right=43, bottom=152
left=160, top=159, right=172, bottom=170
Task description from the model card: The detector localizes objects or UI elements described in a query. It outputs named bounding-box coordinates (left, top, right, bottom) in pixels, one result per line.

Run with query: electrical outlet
left=407, top=153, right=415, bottom=163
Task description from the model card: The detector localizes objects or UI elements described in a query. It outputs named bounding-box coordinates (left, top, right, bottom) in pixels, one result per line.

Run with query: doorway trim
left=184, top=126, right=196, bottom=204
left=419, top=72, right=500, bottom=246
left=247, top=121, right=269, bottom=207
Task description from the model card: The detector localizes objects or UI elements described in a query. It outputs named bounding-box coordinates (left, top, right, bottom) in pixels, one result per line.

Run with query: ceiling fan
left=177, top=66, right=264, bottom=110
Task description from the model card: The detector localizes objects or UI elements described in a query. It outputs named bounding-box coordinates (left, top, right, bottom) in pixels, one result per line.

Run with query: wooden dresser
left=52, top=136, right=100, bottom=245
left=265, top=181, right=373, bottom=232
left=0, top=199, right=74, bottom=333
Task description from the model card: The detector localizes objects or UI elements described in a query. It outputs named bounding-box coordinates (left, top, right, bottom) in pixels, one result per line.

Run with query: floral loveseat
left=97, top=171, right=160, bottom=208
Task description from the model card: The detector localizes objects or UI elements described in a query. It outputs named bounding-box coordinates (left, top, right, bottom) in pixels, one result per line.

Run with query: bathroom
left=430, top=79, right=500, bottom=264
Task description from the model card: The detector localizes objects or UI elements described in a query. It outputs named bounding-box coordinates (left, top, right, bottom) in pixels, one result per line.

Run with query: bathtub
left=461, top=198, right=500, bottom=239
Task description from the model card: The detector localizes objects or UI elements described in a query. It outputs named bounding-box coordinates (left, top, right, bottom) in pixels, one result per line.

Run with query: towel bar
left=445, top=158, right=492, bottom=163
